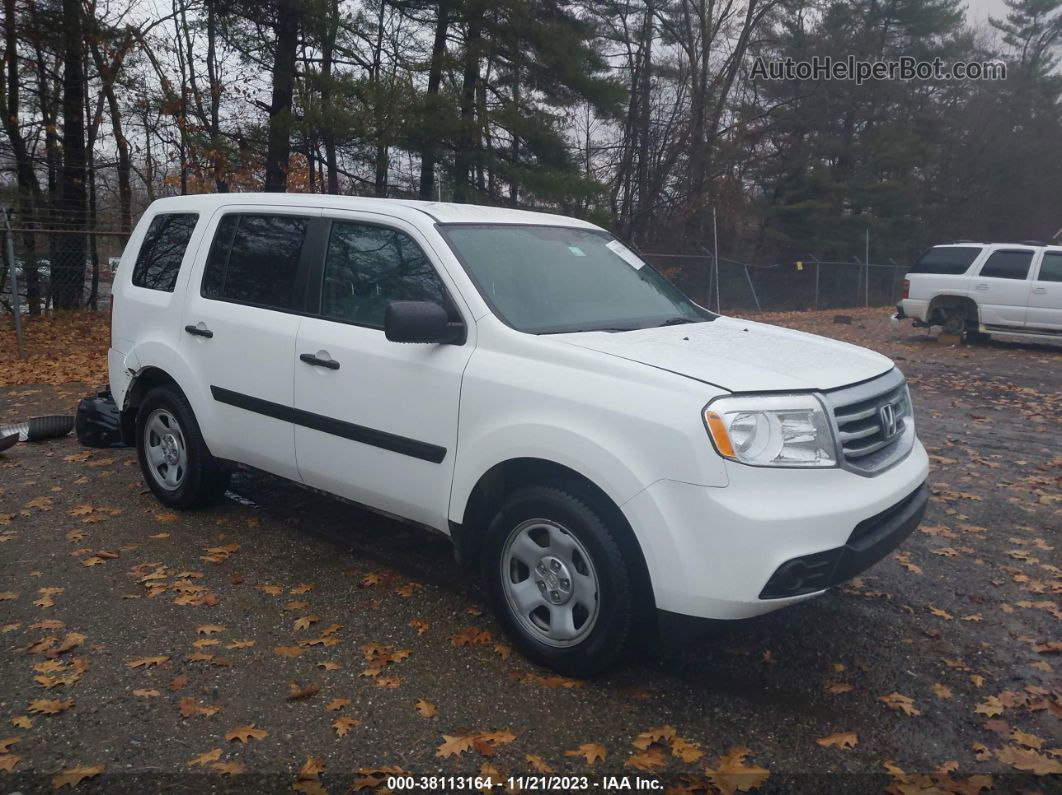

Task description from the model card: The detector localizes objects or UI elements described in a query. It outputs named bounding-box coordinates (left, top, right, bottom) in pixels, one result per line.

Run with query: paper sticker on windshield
left=606, top=239, right=645, bottom=270
left=567, top=246, right=586, bottom=257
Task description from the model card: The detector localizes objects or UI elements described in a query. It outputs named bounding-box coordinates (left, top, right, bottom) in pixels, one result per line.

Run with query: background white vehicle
left=895, top=242, right=1062, bottom=341
left=109, top=194, right=929, bottom=675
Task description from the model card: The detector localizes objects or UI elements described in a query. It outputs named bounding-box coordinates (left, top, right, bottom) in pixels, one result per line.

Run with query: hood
left=555, top=316, right=894, bottom=392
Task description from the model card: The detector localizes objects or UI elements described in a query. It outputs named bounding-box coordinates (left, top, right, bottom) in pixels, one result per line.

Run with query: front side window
left=132, top=213, right=198, bottom=292
left=978, top=250, right=1033, bottom=280
left=439, top=224, right=709, bottom=334
left=1038, top=252, right=1062, bottom=282
left=321, top=221, right=447, bottom=328
left=202, top=214, right=310, bottom=310
left=909, top=246, right=981, bottom=275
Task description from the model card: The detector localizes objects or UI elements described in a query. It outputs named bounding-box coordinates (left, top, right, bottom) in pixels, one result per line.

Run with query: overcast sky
left=966, top=0, right=1011, bottom=25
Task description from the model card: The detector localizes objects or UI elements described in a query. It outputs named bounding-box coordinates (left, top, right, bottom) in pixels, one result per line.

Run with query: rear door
left=292, top=212, right=473, bottom=531
left=178, top=208, right=321, bottom=481
left=971, top=248, right=1035, bottom=327
left=1027, top=250, right=1062, bottom=331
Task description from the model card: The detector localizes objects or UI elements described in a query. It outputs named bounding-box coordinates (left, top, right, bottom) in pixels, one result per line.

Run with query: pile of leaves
left=0, top=311, right=109, bottom=386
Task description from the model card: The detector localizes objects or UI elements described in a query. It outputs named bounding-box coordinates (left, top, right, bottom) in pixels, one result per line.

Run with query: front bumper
left=759, top=482, right=927, bottom=598
left=621, top=438, right=929, bottom=620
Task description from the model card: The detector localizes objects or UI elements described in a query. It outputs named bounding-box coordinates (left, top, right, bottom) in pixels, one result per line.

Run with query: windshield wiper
left=654, top=316, right=697, bottom=327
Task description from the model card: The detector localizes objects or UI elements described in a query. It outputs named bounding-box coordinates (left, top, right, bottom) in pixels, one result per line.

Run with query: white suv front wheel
left=482, top=484, right=636, bottom=676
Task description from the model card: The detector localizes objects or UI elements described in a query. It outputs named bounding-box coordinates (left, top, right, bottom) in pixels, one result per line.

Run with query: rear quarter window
left=201, top=214, right=310, bottom=311
left=131, top=213, right=199, bottom=292
left=908, top=246, right=982, bottom=275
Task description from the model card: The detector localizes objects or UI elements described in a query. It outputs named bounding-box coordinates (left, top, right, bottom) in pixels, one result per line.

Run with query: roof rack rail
left=942, top=239, right=977, bottom=244
left=1019, top=239, right=1047, bottom=246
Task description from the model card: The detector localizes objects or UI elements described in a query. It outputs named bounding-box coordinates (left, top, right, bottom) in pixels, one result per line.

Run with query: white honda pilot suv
left=110, top=194, right=929, bottom=674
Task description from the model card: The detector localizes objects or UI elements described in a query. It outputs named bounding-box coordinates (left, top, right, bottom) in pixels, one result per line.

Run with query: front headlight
left=703, top=394, right=837, bottom=468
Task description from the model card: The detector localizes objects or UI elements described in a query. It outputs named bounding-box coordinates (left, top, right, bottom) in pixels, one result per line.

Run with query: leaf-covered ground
left=0, top=308, right=1059, bottom=793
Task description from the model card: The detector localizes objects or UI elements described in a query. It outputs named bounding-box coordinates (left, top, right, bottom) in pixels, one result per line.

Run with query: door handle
left=184, top=324, right=214, bottom=338
left=1033, top=287, right=1048, bottom=294
left=974, top=283, right=989, bottom=290
left=300, top=353, right=340, bottom=370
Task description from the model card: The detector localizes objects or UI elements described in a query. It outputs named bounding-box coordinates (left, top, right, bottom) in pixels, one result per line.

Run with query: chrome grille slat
left=824, top=370, right=913, bottom=474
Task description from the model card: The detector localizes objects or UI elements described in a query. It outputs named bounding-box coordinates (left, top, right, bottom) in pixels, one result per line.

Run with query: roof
left=145, top=193, right=601, bottom=230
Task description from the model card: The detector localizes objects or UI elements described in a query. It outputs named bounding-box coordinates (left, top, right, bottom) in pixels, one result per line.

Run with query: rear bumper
left=898, top=299, right=930, bottom=324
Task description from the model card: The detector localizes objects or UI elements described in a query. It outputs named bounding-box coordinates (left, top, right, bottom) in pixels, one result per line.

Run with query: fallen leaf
left=975, top=696, right=1005, bottom=718
left=287, top=681, right=320, bottom=701
left=415, top=699, right=437, bottom=717
left=0, top=754, right=18, bottom=772
left=672, top=736, right=704, bottom=763
left=28, top=699, right=73, bottom=715
left=705, top=747, right=771, bottom=794
left=126, top=656, right=168, bottom=669
left=52, top=764, right=103, bottom=790
left=527, top=754, right=553, bottom=773
left=188, top=748, right=222, bottom=767
left=826, top=682, right=854, bottom=695
left=932, top=683, right=953, bottom=700
left=325, top=698, right=350, bottom=712
left=879, top=692, right=921, bottom=716
left=437, top=734, right=475, bottom=758
left=816, top=732, right=858, bottom=749
left=995, top=745, right=1062, bottom=775
left=196, top=624, right=224, bottom=635
left=565, top=742, right=606, bottom=765
left=225, top=724, right=267, bottom=743
left=333, top=716, right=359, bottom=737
left=625, top=747, right=665, bottom=772
left=132, top=689, right=160, bottom=698
left=274, top=646, right=304, bottom=658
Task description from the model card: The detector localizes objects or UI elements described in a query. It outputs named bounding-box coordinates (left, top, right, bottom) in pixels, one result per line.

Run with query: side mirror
left=384, top=301, right=463, bottom=344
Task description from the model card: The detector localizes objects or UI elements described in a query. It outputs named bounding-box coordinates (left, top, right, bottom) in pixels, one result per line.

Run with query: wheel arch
left=120, top=366, right=185, bottom=445
left=927, top=294, right=980, bottom=326
left=450, top=457, right=657, bottom=627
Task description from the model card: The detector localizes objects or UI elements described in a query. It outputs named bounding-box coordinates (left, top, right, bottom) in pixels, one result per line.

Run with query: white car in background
left=895, top=242, right=1062, bottom=341
left=108, top=194, right=929, bottom=674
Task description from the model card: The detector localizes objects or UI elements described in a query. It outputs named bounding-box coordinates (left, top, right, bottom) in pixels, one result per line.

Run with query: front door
left=292, top=214, right=473, bottom=530
left=1027, top=250, right=1062, bottom=331
left=971, top=248, right=1034, bottom=327
left=179, top=209, right=319, bottom=481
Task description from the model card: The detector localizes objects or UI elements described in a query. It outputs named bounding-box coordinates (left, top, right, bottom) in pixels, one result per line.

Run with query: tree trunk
left=56, top=0, right=87, bottom=309
left=2, top=0, right=44, bottom=313
left=264, top=0, right=303, bottom=192
left=320, top=0, right=339, bottom=193
left=452, top=12, right=481, bottom=204
left=419, top=0, right=450, bottom=199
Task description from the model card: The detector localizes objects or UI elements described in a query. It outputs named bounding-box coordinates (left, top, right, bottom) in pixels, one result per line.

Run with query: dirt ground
left=0, top=308, right=1059, bottom=793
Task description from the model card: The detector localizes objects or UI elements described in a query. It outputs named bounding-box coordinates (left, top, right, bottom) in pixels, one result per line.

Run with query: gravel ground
left=0, top=308, right=1059, bottom=794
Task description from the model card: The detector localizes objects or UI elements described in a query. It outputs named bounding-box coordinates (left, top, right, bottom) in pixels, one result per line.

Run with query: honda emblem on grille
left=880, top=403, right=897, bottom=439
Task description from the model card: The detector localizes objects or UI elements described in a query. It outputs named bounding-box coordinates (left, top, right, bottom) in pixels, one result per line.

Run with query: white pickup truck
left=894, top=242, right=1062, bottom=341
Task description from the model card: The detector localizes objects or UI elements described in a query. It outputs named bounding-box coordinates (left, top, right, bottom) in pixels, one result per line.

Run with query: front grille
left=825, top=370, right=912, bottom=474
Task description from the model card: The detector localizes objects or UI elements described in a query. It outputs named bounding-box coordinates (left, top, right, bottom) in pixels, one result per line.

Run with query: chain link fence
left=1, top=227, right=128, bottom=315
left=642, top=251, right=907, bottom=312
left=3, top=228, right=907, bottom=319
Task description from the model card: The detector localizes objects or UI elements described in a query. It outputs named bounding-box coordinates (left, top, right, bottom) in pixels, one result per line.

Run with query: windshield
left=439, top=224, right=712, bottom=333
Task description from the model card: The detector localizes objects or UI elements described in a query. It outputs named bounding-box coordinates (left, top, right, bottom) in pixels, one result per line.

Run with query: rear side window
left=1038, top=253, right=1062, bottom=282
left=321, top=221, right=447, bottom=328
left=132, top=213, right=198, bottom=292
left=202, top=214, right=310, bottom=311
left=978, top=250, right=1033, bottom=280
left=908, top=246, right=981, bottom=275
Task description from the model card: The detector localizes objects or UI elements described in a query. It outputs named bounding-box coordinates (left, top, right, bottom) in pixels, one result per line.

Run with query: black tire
left=481, top=484, right=636, bottom=677
left=963, top=325, right=990, bottom=344
left=135, top=386, right=230, bottom=510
